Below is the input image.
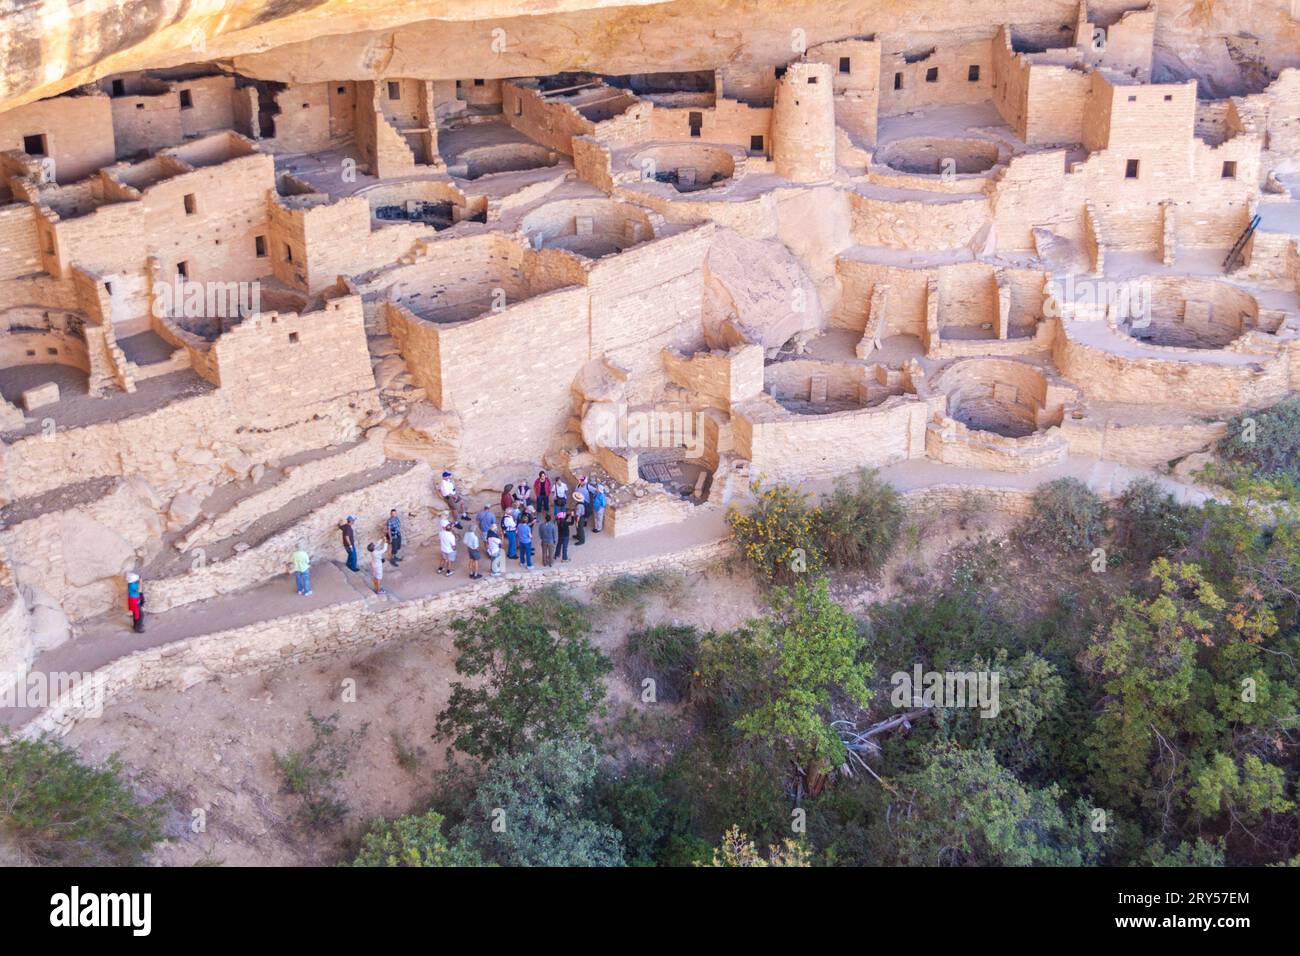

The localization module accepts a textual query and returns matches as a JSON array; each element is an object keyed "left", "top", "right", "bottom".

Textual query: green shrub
[
  {"left": 0, "top": 732, "right": 164, "bottom": 866},
  {"left": 625, "top": 623, "right": 700, "bottom": 702},
  {"left": 725, "top": 480, "right": 823, "bottom": 584},
  {"left": 1112, "top": 477, "right": 1191, "bottom": 564},
  {"left": 349, "top": 809, "right": 483, "bottom": 867},
  {"left": 1020, "top": 477, "right": 1106, "bottom": 552},
  {"left": 817, "top": 468, "right": 903, "bottom": 573},
  {"left": 1217, "top": 398, "right": 1300, "bottom": 484},
  {"left": 591, "top": 765, "right": 689, "bottom": 867}
]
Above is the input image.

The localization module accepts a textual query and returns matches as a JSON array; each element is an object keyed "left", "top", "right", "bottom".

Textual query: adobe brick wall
[
  {"left": 402, "top": 285, "right": 590, "bottom": 465},
  {"left": 0, "top": 203, "right": 41, "bottom": 280},
  {"left": 879, "top": 38, "right": 991, "bottom": 121},
  {"left": 0, "top": 95, "right": 116, "bottom": 184},
  {"left": 648, "top": 97, "right": 772, "bottom": 151},
  {"left": 850, "top": 191, "right": 989, "bottom": 250},
  {"left": 662, "top": 343, "right": 764, "bottom": 409},
  {"left": 1052, "top": 323, "right": 1292, "bottom": 410},
  {"left": 733, "top": 392, "right": 932, "bottom": 481},
  {"left": 772, "top": 62, "right": 837, "bottom": 183}
]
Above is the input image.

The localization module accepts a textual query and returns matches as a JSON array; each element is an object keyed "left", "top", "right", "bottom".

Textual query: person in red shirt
[{"left": 534, "top": 471, "right": 552, "bottom": 514}]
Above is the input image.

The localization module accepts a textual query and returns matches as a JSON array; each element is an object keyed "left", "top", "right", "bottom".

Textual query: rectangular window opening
[
  {"left": 1125, "top": 158, "right": 1140, "bottom": 179},
  {"left": 968, "top": 64, "right": 981, "bottom": 82},
  {"left": 179, "top": 89, "right": 193, "bottom": 109}
]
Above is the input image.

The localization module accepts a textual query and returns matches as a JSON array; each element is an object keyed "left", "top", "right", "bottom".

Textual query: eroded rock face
[{"left": 6, "top": 0, "right": 1299, "bottom": 113}]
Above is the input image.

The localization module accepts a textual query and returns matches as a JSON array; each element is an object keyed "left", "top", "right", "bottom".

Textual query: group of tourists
[
  {"left": 299, "top": 469, "right": 609, "bottom": 595},
  {"left": 435, "top": 469, "right": 608, "bottom": 578}
]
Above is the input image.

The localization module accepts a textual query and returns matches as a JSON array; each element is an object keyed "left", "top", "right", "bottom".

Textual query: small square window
[
  {"left": 774, "top": 66, "right": 788, "bottom": 79},
  {"left": 925, "top": 67, "right": 938, "bottom": 82},
  {"left": 1222, "top": 161, "right": 1237, "bottom": 179},
  {"left": 337, "top": 86, "right": 346, "bottom": 94},
  {"left": 255, "top": 235, "right": 267, "bottom": 257},
  {"left": 288, "top": 332, "right": 300, "bottom": 344},
  {"left": 302, "top": 103, "right": 309, "bottom": 109},
  {"left": 968, "top": 64, "right": 981, "bottom": 82},
  {"left": 387, "top": 81, "right": 401, "bottom": 100},
  {"left": 176, "top": 260, "right": 189, "bottom": 278},
  {"left": 807, "top": 75, "right": 818, "bottom": 84},
  {"left": 46, "top": 347, "right": 58, "bottom": 356},
  {"left": 111, "top": 79, "right": 125, "bottom": 97},
  {"left": 474, "top": 78, "right": 485, "bottom": 87},
  {"left": 179, "top": 89, "right": 193, "bottom": 109},
  {"left": 1125, "top": 159, "right": 1140, "bottom": 179},
  {"left": 1163, "top": 94, "right": 1173, "bottom": 102},
  {"left": 1128, "top": 94, "right": 1137, "bottom": 102},
  {"left": 136, "top": 103, "right": 144, "bottom": 110},
  {"left": 894, "top": 72, "right": 903, "bottom": 90},
  {"left": 22, "top": 133, "right": 46, "bottom": 156},
  {"left": 839, "top": 57, "right": 851, "bottom": 74},
  {"left": 750, "top": 135, "right": 765, "bottom": 152},
  {"left": 25, "top": 349, "right": 35, "bottom": 357},
  {"left": 183, "top": 193, "right": 196, "bottom": 215}
]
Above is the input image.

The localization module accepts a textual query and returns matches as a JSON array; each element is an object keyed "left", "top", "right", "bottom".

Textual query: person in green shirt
[{"left": 292, "top": 543, "right": 312, "bottom": 596}]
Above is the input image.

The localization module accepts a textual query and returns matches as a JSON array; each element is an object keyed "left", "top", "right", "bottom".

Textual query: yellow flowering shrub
[{"left": 725, "top": 480, "right": 824, "bottom": 585}]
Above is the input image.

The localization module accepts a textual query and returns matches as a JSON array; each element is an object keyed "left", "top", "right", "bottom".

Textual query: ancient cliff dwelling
[{"left": 0, "top": 0, "right": 1299, "bottom": 877}]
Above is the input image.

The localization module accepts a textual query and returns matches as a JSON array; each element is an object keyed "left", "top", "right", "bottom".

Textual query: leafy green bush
[
  {"left": 1020, "top": 477, "right": 1106, "bottom": 552},
  {"left": 1217, "top": 398, "right": 1300, "bottom": 484},
  {"left": 349, "top": 809, "right": 483, "bottom": 867},
  {"left": 273, "top": 711, "right": 367, "bottom": 831},
  {"left": 817, "top": 467, "right": 904, "bottom": 573},
  {"left": 591, "top": 765, "right": 689, "bottom": 867},
  {"left": 0, "top": 732, "right": 163, "bottom": 866},
  {"left": 435, "top": 588, "right": 609, "bottom": 760},
  {"left": 1111, "top": 477, "right": 1191, "bottom": 564},
  {"left": 625, "top": 623, "right": 700, "bottom": 702},
  {"left": 453, "top": 738, "right": 624, "bottom": 867}
]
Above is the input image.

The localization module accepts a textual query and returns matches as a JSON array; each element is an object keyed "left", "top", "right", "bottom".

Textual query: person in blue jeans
[
  {"left": 503, "top": 512, "right": 518, "bottom": 559},
  {"left": 517, "top": 518, "right": 534, "bottom": 568},
  {"left": 339, "top": 516, "right": 359, "bottom": 572}
]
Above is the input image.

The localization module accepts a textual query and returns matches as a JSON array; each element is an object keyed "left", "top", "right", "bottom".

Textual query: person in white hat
[{"left": 125, "top": 572, "right": 145, "bottom": 633}]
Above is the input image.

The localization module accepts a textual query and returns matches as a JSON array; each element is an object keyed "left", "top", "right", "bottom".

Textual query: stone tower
[{"left": 772, "top": 60, "right": 837, "bottom": 183}]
